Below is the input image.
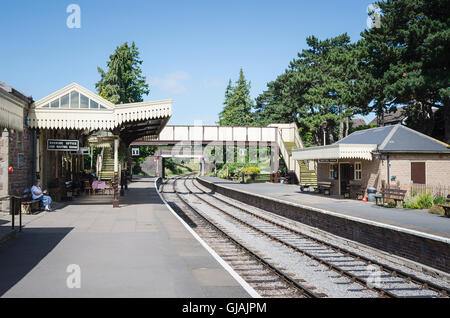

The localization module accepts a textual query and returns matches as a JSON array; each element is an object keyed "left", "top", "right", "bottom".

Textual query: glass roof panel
[
  {"left": 80, "top": 94, "right": 89, "bottom": 108},
  {"left": 70, "top": 91, "right": 79, "bottom": 108},
  {"left": 50, "top": 99, "right": 59, "bottom": 108},
  {"left": 61, "top": 94, "right": 69, "bottom": 108}
]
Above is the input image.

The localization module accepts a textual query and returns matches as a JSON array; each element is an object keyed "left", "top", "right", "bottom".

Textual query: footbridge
[{"left": 131, "top": 123, "right": 315, "bottom": 183}]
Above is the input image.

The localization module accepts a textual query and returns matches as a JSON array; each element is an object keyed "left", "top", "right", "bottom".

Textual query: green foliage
[
  {"left": 433, "top": 194, "right": 447, "bottom": 205},
  {"left": 251, "top": 0, "right": 449, "bottom": 145},
  {"left": 83, "top": 147, "right": 101, "bottom": 170},
  {"left": 386, "top": 201, "right": 397, "bottom": 208},
  {"left": 131, "top": 146, "right": 156, "bottom": 174},
  {"left": 360, "top": 0, "right": 450, "bottom": 142},
  {"left": 164, "top": 158, "right": 183, "bottom": 175},
  {"left": 348, "top": 123, "right": 377, "bottom": 134},
  {"left": 254, "top": 34, "right": 366, "bottom": 145},
  {"left": 403, "top": 193, "right": 434, "bottom": 209},
  {"left": 219, "top": 69, "right": 254, "bottom": 126},
  {"left": 241, "top": 166, "right": 261, "bottom": 175},
  {"left": 96, "top": 42, "right": 149, "bottom": 104}
]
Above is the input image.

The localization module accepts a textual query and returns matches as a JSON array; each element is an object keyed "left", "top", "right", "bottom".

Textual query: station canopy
[{"left": 28, "top": 83, "right": 172, "bottom": 144}]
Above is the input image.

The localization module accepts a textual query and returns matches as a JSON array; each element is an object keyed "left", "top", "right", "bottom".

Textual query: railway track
[
  {"left": 162, "top": 176, "right": 450, "bottom": 298},
  {"left": 189, "top": 177, "right": 450, "bottom": 298},
  {"left": 160, "top": 175, "right": 322, "bottom": 298}
]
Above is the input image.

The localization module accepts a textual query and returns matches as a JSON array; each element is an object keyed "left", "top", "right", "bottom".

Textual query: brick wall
[
  {"left": 0, "top": 107, "right": 34, "bottom": 211},
  {"left": 198, "top": 177, "right": 450, "bottom": 273},
  {"left": 379, "top": 153, "right": 450, "bottom": 189},
  {"left": 317, "top": 159, "right": 381, "bottom": 195},
  {"left": 8, "top": 108, "right": 34, "bottom": 196}
]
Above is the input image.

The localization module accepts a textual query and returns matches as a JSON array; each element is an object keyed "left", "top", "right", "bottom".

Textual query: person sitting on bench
[{"left": 31, "top": 180, "right": 54, "bottom": 212}]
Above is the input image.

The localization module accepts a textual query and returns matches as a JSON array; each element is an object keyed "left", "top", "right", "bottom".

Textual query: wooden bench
[
  {"left": 21, "top": 188, "right": 42, "bottom": 214},
  {"left": 349, "top": 184, "right": 366, "bottom": 200},
  {"left": 439, "top": 195, "right": 450, "bottom": 217},
  {"left": 377, "top": 187, "right": 407, "bottom": 207},
  {"left": 316, "top": 181, "right": 332, "bottom": 195}
]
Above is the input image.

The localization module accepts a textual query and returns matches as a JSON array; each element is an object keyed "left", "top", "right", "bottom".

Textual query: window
[
  {"left": 90, "top": 100, "right": 99, "bottom": 109},
  {"left": 16, "top": 131, "right": 23, "bottom": 150},
  {"left": 329, "top": 164, "right": 338, "bottom": 179},
  {"left": 80, "top": 94, "right": 89, "bottom": 108},
  {"left": 17, "top": 153, "right": 24, "bottom": 169},
  {"left": 61, "top": 94, "right": 69, "bottom": 108},
  {"left": 70, "top": 91, "right": 79, "bottom": 108},
  {"left": 354, "top": 162, "right": 362, "bottom": 180},
  {"left": 50, "top": 99, "right": 59, "bottom": 108}
]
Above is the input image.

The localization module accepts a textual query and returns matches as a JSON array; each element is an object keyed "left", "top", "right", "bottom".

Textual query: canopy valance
[{"left": 292, "top": 144, "right": 377, "bottom": 161}]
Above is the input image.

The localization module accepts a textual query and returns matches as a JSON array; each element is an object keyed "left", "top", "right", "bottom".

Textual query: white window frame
[
  {"left": 329, "top": 163, "right": 334, "bottom": 179},
  {"left": 354, "top": 162, "right": 362, "bottom": 180}
]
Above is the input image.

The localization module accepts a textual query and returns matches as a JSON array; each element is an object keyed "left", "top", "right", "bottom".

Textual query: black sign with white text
[{"left": 47, "top": 139, "right": 79, "bottom": 151}]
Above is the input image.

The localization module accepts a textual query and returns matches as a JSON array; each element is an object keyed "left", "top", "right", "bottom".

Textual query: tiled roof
[{"left": 336, "top": 124, "right": 450, "bottom": 153}]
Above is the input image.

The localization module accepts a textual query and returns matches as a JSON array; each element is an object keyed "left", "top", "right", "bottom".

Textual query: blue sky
[{"left": 0, "top": 0, "right": 376, "bottom": 125}]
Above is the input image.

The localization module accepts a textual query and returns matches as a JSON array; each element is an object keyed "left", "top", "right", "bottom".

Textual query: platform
[
  {"left": 200, "top": 177, "right": 450, "bottom": 239},
  {"left": 0, "top": 177, "right": 251, "bottom": 298}
]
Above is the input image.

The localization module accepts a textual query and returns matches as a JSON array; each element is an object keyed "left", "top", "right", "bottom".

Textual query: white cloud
[{"left": 150, "top": 71, "right": 190, "bottom": 95}]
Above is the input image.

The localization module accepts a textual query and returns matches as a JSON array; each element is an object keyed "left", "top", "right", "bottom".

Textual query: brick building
[
  {"left": 0, "top": 82, "right": 35, "bottom": 211},
  {"left": 292, "top": 124, "right": 450, "bottom": 196}
]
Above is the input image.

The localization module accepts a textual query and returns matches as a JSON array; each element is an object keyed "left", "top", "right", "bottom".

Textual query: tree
[
  {"left": 96, "top": 42, "right": 150, "bottom": 104},
  {"left": 218, "top": 68, "right": 254, "bottom": 126},
  {"left": 255, "top": 34, "right": 364, "bottom": 145},
  {"left": 361, "top": 0, "right": 450, "bottom": 142}
]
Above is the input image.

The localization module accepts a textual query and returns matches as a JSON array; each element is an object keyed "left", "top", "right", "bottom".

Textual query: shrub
[
  {"left": 433, "top": 194, "right": 447, "bottom": 205},
  {"left": 386, "top": 201, "right": 397, "bottom": 208},
  {"left": 241, "top": 166, "right": 261, "bottom": 175},
  {"left": 403, "top": 193, "right": 434, "bottom": 209},
  {"left": 428, "top": 205, "right": 445, "bottom": 215}
]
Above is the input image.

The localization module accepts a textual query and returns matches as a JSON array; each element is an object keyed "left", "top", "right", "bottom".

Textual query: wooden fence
[{"left": 403, "top": 183, "right": 450, "bottom": 197}]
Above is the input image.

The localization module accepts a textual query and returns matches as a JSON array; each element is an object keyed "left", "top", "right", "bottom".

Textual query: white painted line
[
  {"left": 154, "top": 178, "right": 261, "bottom": 298},
  {"left": 200, "top": 177, "right": 450, "bottom": 245}
]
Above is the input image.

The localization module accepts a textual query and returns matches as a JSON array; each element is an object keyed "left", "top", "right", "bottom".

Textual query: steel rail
[
  {"left": 185, "top": 178, "right": 399, "bottom": 298},
  {"left": 191, "top": 178, "right": 450, "bottom": 297},
  {"left": 162, "top": 176, "right": 322, "bottom": 298}
]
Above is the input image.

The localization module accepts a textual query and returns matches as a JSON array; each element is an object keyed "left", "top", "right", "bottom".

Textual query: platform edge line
[{"left": 154, "top": 178, "right": 261, "bottom": 299}]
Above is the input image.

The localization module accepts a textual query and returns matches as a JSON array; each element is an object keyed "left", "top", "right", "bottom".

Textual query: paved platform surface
[
  {"left": 0, "top": 177, "right": 250, "bottom": 298},
  {"left": 200, "top": 177, "right": 450, "bottom": 239}
]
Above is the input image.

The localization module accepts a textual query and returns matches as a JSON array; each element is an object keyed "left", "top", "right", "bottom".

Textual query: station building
[
  {"left": 0, "top": 82, "right": 35, "bottom": 211},
  {"left": 1, "top": 82, "right": 171, "bottom": 210},
  {"left": 292, "top": 125, "right": 450, "bottom": 196}
]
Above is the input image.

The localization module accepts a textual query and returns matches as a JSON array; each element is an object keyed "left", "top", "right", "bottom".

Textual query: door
[
  {"left": 339, "top": 163, "right": 354, "bottom": 195},
  {"left": 411, "top": 162, "right": 425, "bottom": 184}
]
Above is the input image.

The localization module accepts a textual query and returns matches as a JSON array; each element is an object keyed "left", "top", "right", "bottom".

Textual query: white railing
[{"left": 277, "top": 127, "right": 302, "bottom": 183}]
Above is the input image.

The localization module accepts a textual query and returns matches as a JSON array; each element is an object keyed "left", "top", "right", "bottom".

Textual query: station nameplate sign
[
  {"left": 318, "top": 159, "right": 338, "bottom": 163},
  {"left": 47, "top": 139, "right": 79, "bottom": 151}
]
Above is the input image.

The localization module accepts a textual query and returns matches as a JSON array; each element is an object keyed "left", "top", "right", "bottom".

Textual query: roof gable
[{"left": 33, "top": 83, "right": 114, "bottom": 110}]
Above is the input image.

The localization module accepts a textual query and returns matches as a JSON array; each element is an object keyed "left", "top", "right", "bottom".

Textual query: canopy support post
[{"left": 113, "top": 132, "right": 119, "bottom": 208}]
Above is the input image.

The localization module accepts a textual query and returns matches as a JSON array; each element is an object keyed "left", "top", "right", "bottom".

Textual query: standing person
[{"left": 31, "top": 180, "right": 54, "bottom": 212}]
